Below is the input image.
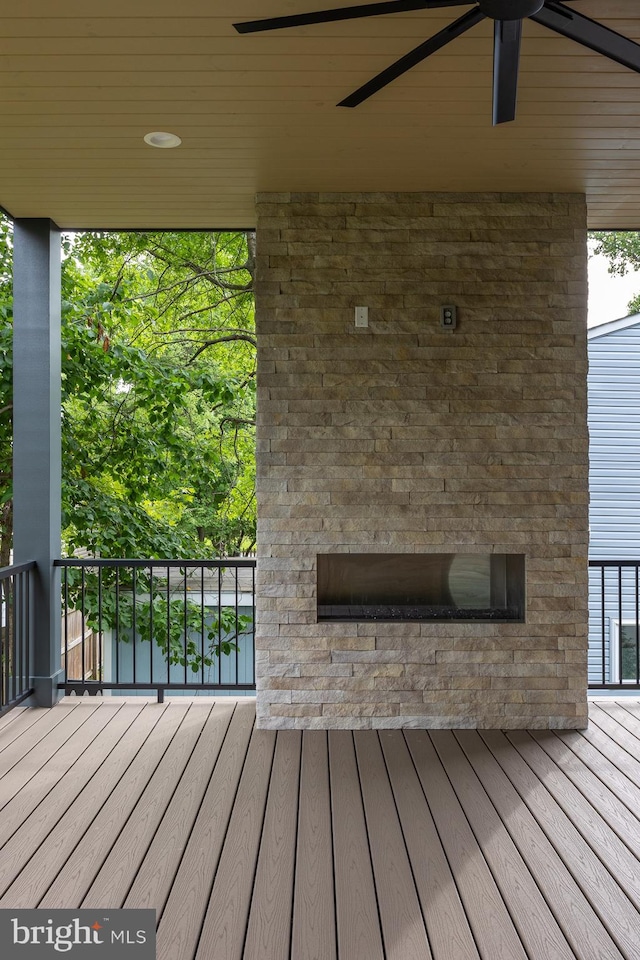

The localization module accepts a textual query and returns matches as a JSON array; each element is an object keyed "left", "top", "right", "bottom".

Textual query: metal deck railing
[
  {"left": 589, "top": 560, "right": 640, "bottom": 689},
  {"left": 6, "top": 557, "right": 634, "bottom": 708},
  {"left": 0, "top": 560, "right": 35, "bottom": 713},
  {"left": 55, "top": 558, "right": 256, "bottom": 701}
]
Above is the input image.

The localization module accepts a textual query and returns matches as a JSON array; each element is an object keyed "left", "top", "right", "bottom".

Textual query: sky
[{"left": 588, "top": 247, "right": 640, "bottom": 328}]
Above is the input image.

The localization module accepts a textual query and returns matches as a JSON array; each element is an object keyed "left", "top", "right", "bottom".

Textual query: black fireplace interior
[{"left": 317, "top": 553, "right": 525, "bottom": 622}]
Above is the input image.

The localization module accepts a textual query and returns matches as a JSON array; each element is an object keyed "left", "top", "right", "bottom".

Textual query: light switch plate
[{"left": 355, "top": 306, "right": 368, "bottom": 327}]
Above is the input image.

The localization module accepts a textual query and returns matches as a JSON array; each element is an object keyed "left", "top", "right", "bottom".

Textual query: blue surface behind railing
[
  {"left": 55, "top": 559, "right": 256, "bottom": 700},
  {"left": 589, "top": 560, "right": 640, "bottom": 689},
  {"left": 0, "top": 561, "right": 35, "bottom": 714}
]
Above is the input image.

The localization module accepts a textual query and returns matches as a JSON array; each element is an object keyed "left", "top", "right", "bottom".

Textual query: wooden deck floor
[{"left": 0, "top": 698, "right": 639, "bottom": 960}]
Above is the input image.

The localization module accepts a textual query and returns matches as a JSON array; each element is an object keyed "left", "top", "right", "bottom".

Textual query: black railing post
[
  {"left": 252, "top": 562, "right": 256, "bottom": 687},
  {"left": 132, "top": 566, "right": 137, "bottom": 686},
  {"left": 62, "top": 566, "right": 69, "bottom": 685},
  {"left": 165, "top": 565, "right": 171, "bottom": 689},
  {"left": 200, "top": 565, "right": 205, "bottom": 688},
  {"left": 149, "top": 564, "right": 154, "bottom": 688},
  {"left": 617, "top": 565, "right": 623, "bottom": 685},
  {"left": 600, "top": 565, "right": 606, "bottom": 686}
]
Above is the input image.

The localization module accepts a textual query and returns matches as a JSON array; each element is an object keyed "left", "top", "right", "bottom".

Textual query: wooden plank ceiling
[{"left": 0, "top": 0, "right": 639, "bottom": 229}]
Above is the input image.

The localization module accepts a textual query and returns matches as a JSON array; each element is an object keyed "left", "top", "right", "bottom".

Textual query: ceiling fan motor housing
[{"left": 478, "top": 0, "right": 544, "bottom": 19}]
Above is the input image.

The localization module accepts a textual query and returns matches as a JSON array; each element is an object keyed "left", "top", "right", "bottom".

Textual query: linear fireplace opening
[{"left": 317, "top": 553, "right": 525, "bottom": 622}]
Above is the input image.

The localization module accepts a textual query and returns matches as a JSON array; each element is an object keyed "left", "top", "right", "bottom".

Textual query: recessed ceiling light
[{"left": 143, "top": 131, "right": 182, "bottom": 149}]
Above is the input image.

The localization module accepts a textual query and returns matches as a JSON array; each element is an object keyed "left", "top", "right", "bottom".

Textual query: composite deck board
[
  {"left": 619, "top": 700, "right": 640, "bottom": 722},
  {"left": 506, "top": 730, "right": 640, "bottom": 910},
  {"left": 0, "top": 703, "right": 79, "bottom": 778},
  {"left": 122, "top": 701, "right": 236, "bottom": 915},
  {"left": 243, "top": 730, "right": 301, "bottom": 960},
  {"left": 83, "top": 702, "right": 218, "bottom": 909},
  {"left": 616, "top": 700, "right": 640, "bottom": 744},
  {"left": 355, "top": 731, "right": 432, "bottom": 960},
  {"left": 0, "top": 707, "right": 29, "bottom": 731},
  {"left": 194, "top": 726, "right": 276, "bottom": 960},
  {"left": 0, "top": 700, "right": 110, "bottom": 816},
  {"left": 530, "top": 730, "right": 640, "bottom": 861},
  {"left": 481, "top": 729, "right": 640, "bottom": 960},
  {"left": 578, "top": 714, "right": 640, "bottom": 790},
  {"left": 0, "top": 699, "right": 639, "bottom": 959},
  {"left": 41, "top": 702, "right": 207, "bottom": 908},
  {"left": 587, "top": 704, "right": 640, "bottom": 776},
  {"left": 0, "top": 704, "right": 135, "bottom": 849},
  {"left": 155, "top": 701, "right": 256, "bottom": 960},
  {"left": 1, "top": 702, "right": 178, "bottom": 907},
  {"left": 596, "top": 700, "right": 640, "bottom": 742},
  {"left": 291, "top": 731, "right": 336, "bottom": 960},
  {"left": 379, "top": 730, "right": 480, "bottom": 960},
  {"left": 329, "top": 731, "right": 385, "bottom": 960},
  {"left": 430, "top": 730, "right": 574, "bottom": 960},
  {"left": 455, "top": 729, "right": 625, "bottom": 960},
  {"left": 405, "top": 729, "right": 529, "bottom": 960},
  {"left": 0, "top": 702, "right": 151, "bottom": 899},
  {"left": 0, "top": 706, "right": 57, "bottom": 748},
  {"left": 562, "top": 723, "right": 640, "bottom": 810}
]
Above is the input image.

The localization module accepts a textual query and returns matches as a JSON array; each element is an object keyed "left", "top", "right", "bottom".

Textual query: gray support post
[{"left": 12, "top": 219, "right": 63, "bottom": 706}]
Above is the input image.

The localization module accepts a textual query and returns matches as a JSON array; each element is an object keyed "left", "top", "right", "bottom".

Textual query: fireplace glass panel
[{"left": 317, "top": 553, "right": 525, "bottom": 621}]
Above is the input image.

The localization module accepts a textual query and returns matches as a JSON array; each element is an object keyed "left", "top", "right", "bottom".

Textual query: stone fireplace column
[{"left": 254, "top": 192, "right": 588, "bottom": 730}]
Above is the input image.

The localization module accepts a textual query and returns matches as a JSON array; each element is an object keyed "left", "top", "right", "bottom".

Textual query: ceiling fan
[{"left": 233, "top": 1, "right": 640, "bottom": 125}]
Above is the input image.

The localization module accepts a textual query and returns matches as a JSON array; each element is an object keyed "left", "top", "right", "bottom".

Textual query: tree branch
[
  {"left": 188, "top": 333, "right": 257, "bottom": 363},
  {"left": 220, "top": 416, "right": 256, "bottom": 429}
]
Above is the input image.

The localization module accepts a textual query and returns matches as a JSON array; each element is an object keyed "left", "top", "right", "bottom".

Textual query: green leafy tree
[
  {"left": 0, "top": 224, "right": 256, "bottom": 563},
  {"left": 61, "top": 229, "right": 256, "bottom": 560},
  {"left": 591, "top": 232, "right": 640, "bottom": 316},
  {"left": 1, "top": 223, "right": 257, "bottom": 674}
]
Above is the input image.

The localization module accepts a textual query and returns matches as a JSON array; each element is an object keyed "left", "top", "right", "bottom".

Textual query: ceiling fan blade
[
  {"left": 233, "top": 0, "right": 471, "bottom": 35},
  {"left": 532, "top": 1, "right": 640, "bottom": 73},
  {"left": 338, "top": 7, "right": 485, "bottom": 107},
  {"left": 492, "top": 19, "right": 522, "bottom": 125}
]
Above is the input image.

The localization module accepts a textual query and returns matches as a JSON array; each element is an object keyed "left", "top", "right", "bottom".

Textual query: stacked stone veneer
[{"left": 255, "top": 192, "right": 589, "bottom": 729}]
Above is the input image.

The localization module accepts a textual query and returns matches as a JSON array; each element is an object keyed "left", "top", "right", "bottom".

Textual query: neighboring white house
[{"left": 588, "top": 314, "right": 640, "bottom": 684}]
